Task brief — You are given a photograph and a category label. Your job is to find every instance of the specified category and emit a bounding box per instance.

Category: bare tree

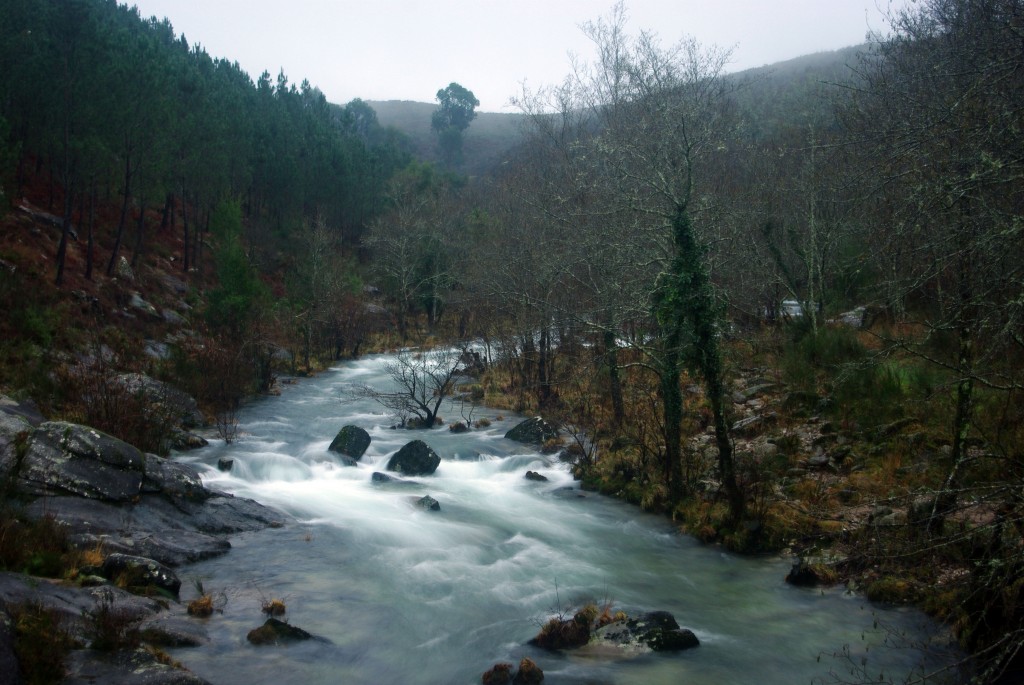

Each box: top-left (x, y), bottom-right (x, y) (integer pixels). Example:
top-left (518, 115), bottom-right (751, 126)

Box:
top-left (347, 347), bottom-right (464, 428)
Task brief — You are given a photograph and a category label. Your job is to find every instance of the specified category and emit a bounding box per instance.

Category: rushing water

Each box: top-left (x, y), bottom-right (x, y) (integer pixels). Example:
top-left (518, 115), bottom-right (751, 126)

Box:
top-left (171, 353), bottom-right (955, 685)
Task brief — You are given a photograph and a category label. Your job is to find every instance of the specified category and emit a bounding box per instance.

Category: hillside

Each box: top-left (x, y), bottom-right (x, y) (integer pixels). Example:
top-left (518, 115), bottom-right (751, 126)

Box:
top-left (367, 46), bottom-right (865, 174)
top-left (368, 100), bottom-right (526, 176)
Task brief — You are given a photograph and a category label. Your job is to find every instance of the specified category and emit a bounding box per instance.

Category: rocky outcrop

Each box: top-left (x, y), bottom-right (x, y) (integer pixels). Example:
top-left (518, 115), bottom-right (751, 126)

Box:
top-left (114, 374), bottom-right (205, 429)
top-left (5, 416), bottom-right (283, 568)
top-left (100, 554), bottom-right (181, 596)
top-left (328, 425), bottom-right (371, 460)
top-left (504, 417), bottom-right (559, 445)
top-left (387, 440), bottom-right (441, 476)
top-left (17, 421), bottom-right (148, 502)
top-left (0, 572), bottom-right (211, 683)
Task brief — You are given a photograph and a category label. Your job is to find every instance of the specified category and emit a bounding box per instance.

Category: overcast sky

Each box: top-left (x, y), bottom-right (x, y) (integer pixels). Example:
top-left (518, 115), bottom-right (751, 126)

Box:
top-left (127, 1), bottom-right (905, 112)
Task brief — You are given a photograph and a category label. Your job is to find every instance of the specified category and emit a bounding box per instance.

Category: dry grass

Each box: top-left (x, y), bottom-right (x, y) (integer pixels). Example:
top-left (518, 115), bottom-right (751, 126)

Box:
top-left (261, 598), bottom-right (286, 617)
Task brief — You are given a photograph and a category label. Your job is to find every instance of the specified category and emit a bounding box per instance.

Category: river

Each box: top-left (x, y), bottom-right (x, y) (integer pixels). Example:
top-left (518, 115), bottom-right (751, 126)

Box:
top-left (170, 352), bottom-right (956, 685)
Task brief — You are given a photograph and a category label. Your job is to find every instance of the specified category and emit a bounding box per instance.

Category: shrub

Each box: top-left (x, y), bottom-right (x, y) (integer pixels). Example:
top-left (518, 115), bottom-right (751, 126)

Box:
top-left (88, 589), bottom-right (140, 651)
top-left (0, 508), bottom-right (70, 577)
top-left (11, 602), bottom-right (76, 684)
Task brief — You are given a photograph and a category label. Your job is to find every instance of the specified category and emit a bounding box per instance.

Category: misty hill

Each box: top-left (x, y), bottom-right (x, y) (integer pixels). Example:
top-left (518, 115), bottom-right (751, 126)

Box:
top-left (367, 45), bottom-right (867, 175)
top-left (368, 100), bottom-right (527, 176)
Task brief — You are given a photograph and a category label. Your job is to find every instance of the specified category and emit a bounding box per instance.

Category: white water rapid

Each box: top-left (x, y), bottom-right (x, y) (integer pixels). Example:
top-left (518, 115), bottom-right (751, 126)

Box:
top-left (170, 353), bottom-right (956, 685)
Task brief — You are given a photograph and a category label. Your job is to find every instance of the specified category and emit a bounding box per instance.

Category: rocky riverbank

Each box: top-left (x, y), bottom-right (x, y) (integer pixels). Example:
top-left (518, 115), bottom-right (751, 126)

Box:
top-left (0, 395), bottom-right (286, 684)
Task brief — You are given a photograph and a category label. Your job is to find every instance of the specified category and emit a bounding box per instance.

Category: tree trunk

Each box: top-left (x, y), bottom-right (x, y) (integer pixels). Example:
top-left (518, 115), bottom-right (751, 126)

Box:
top-left (603, 329), bottom-right (625, 426)
top-left (106, 153), bottom-right (133, 276)
top-left (130, 179), bottom-right (146, 268)
top-left (181, 188), bottom-right (190, 273)
top-left (54, 182), bottom-right (75, 286)
top-left (85, 183), bottom-right (95, 281)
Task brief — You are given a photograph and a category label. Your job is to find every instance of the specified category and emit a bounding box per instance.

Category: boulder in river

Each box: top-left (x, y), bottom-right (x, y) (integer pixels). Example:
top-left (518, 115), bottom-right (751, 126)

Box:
top-left (416, 495), bottom-right (441, 511)
top-left (328, 425), bottom-right (371, 460)
top-left (531, 606), bottom-right (698, 656)
top-left (524, 471), bottom-right (549, 482)
top-left (246, 617), bottom-right (315, 645)
top-left (590, 611), bottom-right (699, 653)
top-left (387, 440), bottom-right (441, 476)
top-left (504, 417), bottom-right (559, 445)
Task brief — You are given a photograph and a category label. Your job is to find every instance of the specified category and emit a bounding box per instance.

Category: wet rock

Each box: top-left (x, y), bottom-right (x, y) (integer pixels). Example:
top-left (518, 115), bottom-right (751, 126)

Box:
top-left (524, 471), bottom-right (549, 482)
top-left (786, 558), bottom-right (827, 587)
top-left (416, 495), bottom-right (441, 511)
top-left (0, 394), bottom-right (45, 426)
top-left (170, 429), bottom-right (208, 451)
top-left (138, 612), bottom-right (209, 647)
top-left (328, 425), bottom-right (371, 460)
top-left (482, 662), bottom-right (513, 684)
top-left (102, 554), bottom-right (181, 596)
top-left (142, 455), bottom-right (208, 503)
top-left (0, 610), bottom-right (23, 685)
top-left (217, 458), bottom-right (234, 472)
top-left (504, 417), bottom-right (559, 445)
top-left (387, 440), bottom-right (441, 476)
top-left (590, 611), bottom-right (699, 654)
top-left (18, 422), bottom-right (146, 502)
top-left (513, 657), bottom-right (544, 683)
top-left (246, 617), bottom-right (315, 645)
top-left (64, 646), bottom-right (211, 684)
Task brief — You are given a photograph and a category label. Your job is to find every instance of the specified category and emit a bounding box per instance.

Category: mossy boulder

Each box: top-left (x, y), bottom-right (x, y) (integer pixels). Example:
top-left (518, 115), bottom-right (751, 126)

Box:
top-left (387, 440), bottom-right (441, 476)
top-left (328, 425), bottom-right (371, 460)
top-left (504, 417), bottom-right (559, 445)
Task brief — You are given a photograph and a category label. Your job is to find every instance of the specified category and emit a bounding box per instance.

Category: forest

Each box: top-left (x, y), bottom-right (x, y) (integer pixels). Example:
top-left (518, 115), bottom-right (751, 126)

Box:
top-left (0, 0), bottom-right (1022, 683)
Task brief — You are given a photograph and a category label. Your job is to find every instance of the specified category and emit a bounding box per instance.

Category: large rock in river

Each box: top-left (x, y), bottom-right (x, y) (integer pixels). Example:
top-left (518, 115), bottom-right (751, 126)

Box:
top-left (328, 425), bottom-right (371, 460)
top-left (504, 416), bottom-right (559, 445)
top-left (387, 440), bottom-right (441, 476)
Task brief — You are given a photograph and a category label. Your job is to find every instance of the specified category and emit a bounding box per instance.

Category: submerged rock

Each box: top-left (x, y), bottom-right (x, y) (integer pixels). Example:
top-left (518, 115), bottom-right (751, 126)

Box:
top-left (524, 471), bottom-right (549, 482)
